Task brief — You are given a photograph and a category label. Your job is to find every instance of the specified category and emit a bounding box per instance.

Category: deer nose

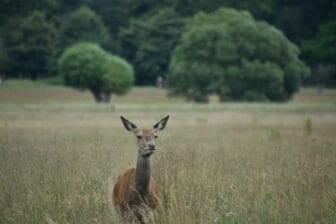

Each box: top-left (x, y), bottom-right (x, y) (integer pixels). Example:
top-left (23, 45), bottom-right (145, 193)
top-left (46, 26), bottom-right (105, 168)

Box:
top-left (148, 144), bottom-right (155, 150)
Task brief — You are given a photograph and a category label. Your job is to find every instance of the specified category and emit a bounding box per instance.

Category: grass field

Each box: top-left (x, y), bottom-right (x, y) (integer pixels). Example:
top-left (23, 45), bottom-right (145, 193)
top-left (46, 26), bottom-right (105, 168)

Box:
top-left (0, 82), bottom-right (336, 223)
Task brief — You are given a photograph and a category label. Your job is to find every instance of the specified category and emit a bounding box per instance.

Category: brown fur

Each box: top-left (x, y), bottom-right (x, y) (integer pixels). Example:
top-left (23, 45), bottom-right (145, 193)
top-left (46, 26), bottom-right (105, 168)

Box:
top-left (112, 168), bottom-right (158, 210)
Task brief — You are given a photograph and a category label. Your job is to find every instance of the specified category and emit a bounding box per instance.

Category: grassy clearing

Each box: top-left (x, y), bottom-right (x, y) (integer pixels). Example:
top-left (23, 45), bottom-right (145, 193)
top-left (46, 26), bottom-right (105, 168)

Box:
top-left (0, 78), bottom-right (63, 89)
top-left (0, 85), bottom-right (336, 223)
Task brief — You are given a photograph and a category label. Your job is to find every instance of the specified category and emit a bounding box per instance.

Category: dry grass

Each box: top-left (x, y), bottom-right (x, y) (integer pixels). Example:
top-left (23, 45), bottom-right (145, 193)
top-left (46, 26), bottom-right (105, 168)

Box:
top-left (0, 81), bottom-right (178, 104)
top-left (0, 86), bottom-right (336, 223)
top-left (293, 88), bottom-right (336, 103)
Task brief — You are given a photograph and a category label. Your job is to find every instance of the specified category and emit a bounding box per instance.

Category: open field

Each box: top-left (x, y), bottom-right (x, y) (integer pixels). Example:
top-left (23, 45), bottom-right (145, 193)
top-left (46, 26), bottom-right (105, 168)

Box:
top-left (0, 84), bottom-right (336, 223)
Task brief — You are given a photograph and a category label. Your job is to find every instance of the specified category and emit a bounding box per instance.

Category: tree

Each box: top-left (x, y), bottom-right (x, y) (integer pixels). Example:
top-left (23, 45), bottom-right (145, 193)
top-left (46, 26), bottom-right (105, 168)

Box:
top-left (120, 7), bottom-right (184, 85)
top-left (0, 0), bottom-right (58, 26)
top-left (301, 20), bottom-right (336, 85)
top-left (54, 0), bottom-right (87, 15)
top-left (58, 43), bottom-right (134, 102)
top-left (88, 0), bottom-right (131, 52)
top-left (302, 20), bottom-right (336, 67)
top-left (270, 1), bottom-right (336, 44)
top-left (3, 11), bottom-right (56, 79)
top-left (59, 6), bottom-right (110, 51)
top-left (0, 38), bottom-right (7, 75)
top-left (167, 8), bottom-right (310, 102)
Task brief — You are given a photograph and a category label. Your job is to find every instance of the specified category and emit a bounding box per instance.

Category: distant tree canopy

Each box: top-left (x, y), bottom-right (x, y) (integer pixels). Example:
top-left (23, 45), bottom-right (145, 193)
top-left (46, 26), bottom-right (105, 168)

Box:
top-left (0, 0), bottom-right (334, 85)
top-left (2, 11), bottom-right (56, 79)
top-left (167, 8), bottom-right (310, 102)
top-left (88, 0), bottom-right (131, 51)
top-left (59, 6), bottom-right (110, 51)
top-left (301, 20), bottom-right (336, 85)
top-left (58, 43), bottom-right (134, 102)
top-left (120, 7), bottom-right (184, 85)
top-left (302, 20), bottom-right (336, 67)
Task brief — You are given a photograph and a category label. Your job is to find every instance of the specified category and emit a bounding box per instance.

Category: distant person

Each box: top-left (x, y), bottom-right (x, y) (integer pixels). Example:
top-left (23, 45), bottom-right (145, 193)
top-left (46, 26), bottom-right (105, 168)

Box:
top-left (156, 75), bottom-right (163, 88)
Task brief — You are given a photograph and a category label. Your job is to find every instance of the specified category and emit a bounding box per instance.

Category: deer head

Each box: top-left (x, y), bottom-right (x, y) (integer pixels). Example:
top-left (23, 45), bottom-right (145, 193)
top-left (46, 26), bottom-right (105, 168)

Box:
top-left (120, 115), bottom-right (169, 156)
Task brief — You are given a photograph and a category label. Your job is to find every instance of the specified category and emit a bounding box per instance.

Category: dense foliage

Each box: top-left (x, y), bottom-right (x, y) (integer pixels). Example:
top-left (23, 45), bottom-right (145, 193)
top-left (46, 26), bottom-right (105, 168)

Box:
top-left (2, 11), bottom-right (56, 79)
top-left (120, 7), bottom-right (184, 85)
top-left (59, 6), bottom-right (110, 51)
top-left (168, 8), bottom-right (310, 102)
top-left (0, 0), bottom-right (335, 85)
top-left (58, 43), bottom-right (134, 102)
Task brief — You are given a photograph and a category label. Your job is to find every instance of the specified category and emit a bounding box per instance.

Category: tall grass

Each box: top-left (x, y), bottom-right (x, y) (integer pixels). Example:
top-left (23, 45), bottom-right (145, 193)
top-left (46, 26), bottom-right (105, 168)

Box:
top-left (0, 87), bottom-right (335, 223)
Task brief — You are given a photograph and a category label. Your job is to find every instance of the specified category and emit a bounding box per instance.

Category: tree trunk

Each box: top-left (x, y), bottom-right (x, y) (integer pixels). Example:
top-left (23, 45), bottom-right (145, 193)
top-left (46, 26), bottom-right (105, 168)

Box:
top-left (91, 89), bottom-right (111, 103)
top-left (101, 92), bottom-right (111, 102)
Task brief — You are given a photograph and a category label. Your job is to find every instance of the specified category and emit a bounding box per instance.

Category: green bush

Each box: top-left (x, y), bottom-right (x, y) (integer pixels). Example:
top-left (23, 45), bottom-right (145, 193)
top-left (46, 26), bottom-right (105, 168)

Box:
top-left (304, 117), bottom-right (312, 134)
top-left (58, 43), bottom-right (134, 102)
top-left (167, 8), bottom-right (310, 102)
top-left (102, 56), bottom-right (134, 95)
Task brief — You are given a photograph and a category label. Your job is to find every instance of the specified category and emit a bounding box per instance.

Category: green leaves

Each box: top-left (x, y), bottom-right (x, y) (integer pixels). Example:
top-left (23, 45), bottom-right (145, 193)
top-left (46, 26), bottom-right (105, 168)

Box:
top-left (3, 11), bottom-right (56, 79)
top-left (102, 56), bottom-right (134, 95)
top-left (58, 43), bottom-right (134, 102)
top-left (302, 20), bottom-right (336, 65)
top-left (120, 7), bottom-right (184, 85)
top-left (59, 7), bottom-right (110, 51)
top-left (167, 7), bottom-right (310, 102)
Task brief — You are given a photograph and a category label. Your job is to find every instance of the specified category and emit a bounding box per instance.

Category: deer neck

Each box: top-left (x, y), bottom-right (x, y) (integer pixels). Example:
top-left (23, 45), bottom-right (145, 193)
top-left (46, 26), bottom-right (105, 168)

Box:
top-left (135, 152), bottom-right (151, 194)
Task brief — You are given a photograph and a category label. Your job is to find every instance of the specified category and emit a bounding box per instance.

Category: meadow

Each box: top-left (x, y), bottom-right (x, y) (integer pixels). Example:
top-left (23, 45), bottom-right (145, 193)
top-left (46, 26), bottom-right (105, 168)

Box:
top-left (0, 82), bottom-right (336, 223)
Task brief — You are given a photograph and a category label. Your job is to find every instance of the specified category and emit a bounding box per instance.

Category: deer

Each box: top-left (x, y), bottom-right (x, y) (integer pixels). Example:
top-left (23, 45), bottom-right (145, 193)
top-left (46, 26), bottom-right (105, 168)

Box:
top-left (112, 115), bottom-right (169, 223)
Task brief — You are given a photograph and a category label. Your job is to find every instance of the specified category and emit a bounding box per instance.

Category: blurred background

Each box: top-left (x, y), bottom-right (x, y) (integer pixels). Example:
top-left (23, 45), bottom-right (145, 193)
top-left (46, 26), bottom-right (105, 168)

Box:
top-left (0, 0), bottom-right (335, 101)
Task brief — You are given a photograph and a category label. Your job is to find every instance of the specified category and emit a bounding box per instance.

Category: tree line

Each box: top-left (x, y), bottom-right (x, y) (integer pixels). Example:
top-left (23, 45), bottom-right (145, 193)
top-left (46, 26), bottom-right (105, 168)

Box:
top-left (0, 0), bottom-right (335, 102)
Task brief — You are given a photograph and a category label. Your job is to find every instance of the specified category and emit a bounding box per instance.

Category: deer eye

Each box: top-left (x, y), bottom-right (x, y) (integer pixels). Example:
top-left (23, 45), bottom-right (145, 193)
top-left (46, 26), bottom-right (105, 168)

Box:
top-left (154, 135), bottom-right (158, 139)
top-left (137, 136), bottom-right (142, 139)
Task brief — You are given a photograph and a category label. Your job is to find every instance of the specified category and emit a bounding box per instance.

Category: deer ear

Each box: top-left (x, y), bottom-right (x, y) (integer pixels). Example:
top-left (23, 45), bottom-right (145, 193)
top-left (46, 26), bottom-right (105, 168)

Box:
top-left (121, 116), bottom-right (138, 133)
top-left (153, 115), bottom-right (169, 131)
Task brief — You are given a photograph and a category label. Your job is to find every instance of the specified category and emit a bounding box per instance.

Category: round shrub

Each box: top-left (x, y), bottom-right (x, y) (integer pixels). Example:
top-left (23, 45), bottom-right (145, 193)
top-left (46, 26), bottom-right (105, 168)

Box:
top-left (102, 56), bottom-right (134, 95)
top-left (58, 43), bottom-right (134, 102)
top-left (167, 8), bottom-right (310, 102)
